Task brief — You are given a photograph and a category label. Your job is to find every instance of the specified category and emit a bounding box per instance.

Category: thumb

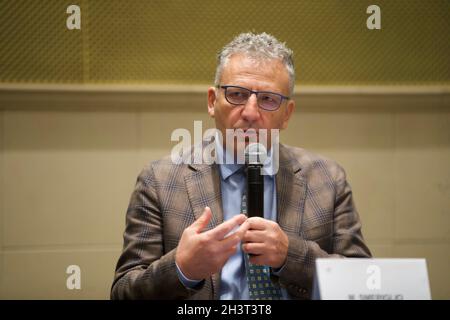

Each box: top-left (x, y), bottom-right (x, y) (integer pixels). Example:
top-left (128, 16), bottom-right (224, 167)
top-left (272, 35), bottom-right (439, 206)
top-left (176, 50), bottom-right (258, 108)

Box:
top-left (191, 207), bottom-right (212, 233)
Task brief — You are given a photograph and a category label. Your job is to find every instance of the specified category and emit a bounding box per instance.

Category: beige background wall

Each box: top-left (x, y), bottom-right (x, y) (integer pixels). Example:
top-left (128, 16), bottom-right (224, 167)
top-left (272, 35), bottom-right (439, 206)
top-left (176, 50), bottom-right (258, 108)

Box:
top-left (0, 87), bottom-right (448, 299)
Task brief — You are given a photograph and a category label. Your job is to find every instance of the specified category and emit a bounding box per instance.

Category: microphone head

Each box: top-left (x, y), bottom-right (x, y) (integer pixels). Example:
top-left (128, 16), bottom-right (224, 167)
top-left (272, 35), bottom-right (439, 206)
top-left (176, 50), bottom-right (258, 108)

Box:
top-left (244, 143), bottom-right (268, 165)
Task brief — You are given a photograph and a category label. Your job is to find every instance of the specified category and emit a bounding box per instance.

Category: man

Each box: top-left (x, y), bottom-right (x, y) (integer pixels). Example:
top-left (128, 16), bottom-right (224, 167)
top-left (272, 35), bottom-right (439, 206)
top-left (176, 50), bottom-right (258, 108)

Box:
top-left (111, 32), bottom-right (371, 300)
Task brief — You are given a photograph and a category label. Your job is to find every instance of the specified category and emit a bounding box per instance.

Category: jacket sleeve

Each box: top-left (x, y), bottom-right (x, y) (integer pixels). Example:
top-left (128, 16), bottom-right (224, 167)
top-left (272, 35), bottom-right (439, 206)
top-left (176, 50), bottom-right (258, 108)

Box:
top-left (277, 164), bottom-right (372, 299)
top-left (110, 164), bottom-right (204, 299)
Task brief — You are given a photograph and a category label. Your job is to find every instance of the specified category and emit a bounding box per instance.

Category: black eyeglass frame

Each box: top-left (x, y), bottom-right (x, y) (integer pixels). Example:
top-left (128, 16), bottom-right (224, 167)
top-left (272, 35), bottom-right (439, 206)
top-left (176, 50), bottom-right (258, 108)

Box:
top-left (216, 85), bottom-right (290, 111)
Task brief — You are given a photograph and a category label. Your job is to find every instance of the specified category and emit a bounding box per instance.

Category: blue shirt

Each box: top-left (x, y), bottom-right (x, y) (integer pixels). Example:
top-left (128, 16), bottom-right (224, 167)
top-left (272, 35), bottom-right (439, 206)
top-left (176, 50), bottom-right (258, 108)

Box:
top-left (176, 140), bottom-right (289, 299)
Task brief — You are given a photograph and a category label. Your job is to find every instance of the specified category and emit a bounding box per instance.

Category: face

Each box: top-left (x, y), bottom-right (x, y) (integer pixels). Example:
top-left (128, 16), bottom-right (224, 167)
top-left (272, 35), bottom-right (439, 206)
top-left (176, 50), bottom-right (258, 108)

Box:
top-left (207, 54), bottom-right (295, 156)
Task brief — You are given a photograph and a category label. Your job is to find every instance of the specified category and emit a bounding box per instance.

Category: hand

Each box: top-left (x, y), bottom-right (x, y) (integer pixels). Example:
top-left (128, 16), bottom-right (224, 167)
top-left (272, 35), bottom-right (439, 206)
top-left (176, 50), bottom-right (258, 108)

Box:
top-left (241, 217), bottom-right (289, 268)
top-left (176, 207), bottom-right (248, 280)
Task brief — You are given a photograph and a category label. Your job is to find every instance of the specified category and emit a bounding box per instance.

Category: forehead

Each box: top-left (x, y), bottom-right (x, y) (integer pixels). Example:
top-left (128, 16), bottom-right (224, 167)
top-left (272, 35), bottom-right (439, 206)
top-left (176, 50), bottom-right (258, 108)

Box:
top-left (220, 54), bottom-right (290, 92)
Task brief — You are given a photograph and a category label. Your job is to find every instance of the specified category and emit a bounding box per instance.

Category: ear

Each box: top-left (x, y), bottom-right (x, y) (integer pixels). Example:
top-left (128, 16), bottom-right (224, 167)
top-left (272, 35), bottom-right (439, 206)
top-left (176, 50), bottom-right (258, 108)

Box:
top-left (207, 87), bottom-right (217, 118)
top-left (281, 99), bottom-right (295, 130)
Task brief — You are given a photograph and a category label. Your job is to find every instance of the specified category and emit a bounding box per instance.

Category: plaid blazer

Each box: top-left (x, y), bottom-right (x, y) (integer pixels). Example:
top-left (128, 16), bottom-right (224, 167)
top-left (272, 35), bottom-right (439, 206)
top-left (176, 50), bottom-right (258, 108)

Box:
top-left (111, 143), bottom-right (371, 300)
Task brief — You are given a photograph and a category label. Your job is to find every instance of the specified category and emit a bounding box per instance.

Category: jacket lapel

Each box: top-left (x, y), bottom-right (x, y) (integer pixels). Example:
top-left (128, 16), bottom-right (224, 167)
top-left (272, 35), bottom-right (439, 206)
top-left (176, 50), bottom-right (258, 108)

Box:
top-left (276, 144), bottom-right (307, 237)
top-left (185, 163), bottom-right (224, 228)
top-left (185, 162), bottom-right (223, 299)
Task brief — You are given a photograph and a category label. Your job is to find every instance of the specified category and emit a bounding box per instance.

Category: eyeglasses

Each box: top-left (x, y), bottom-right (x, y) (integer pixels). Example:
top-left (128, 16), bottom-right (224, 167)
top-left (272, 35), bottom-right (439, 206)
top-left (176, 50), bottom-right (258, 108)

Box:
top-left (217, 85), bottom-right (290, 111)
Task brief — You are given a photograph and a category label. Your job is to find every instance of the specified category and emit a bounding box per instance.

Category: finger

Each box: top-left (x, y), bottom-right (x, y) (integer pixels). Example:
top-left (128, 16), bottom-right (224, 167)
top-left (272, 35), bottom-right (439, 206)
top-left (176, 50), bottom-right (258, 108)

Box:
top-left (219, 232), bottom-right (242, 249)
top-left (217, 221), bottom-right (250, 251)
top-left (191, 207), bottom-right (212, 233)
top-left (233, 220), bottom-right (251, 240)
top-left (246, 217), bottom-right (270, 230)
top-left (242, 242), bottom-right (266, 255)
top-left (242, 229), bottom-right (266, 243)
top-left (206, 214), bottom-right (247, 240)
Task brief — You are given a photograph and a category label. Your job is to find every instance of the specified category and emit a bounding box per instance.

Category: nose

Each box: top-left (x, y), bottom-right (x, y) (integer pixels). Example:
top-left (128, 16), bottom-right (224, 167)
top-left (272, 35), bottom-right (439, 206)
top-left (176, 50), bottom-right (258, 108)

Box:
top-left (241, 93), bottom-right (260, 123)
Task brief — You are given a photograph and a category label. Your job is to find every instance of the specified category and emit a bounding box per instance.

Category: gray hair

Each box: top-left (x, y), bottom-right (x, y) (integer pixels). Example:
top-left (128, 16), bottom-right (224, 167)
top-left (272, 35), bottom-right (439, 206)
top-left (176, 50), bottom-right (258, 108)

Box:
top-left (214, 32), bottom-right (295, 95)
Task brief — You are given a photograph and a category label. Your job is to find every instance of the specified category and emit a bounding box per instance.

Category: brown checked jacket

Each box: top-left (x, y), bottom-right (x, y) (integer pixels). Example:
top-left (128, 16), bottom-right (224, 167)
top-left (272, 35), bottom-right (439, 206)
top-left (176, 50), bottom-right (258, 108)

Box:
top-left (111, 143), bottom-right (371, 300)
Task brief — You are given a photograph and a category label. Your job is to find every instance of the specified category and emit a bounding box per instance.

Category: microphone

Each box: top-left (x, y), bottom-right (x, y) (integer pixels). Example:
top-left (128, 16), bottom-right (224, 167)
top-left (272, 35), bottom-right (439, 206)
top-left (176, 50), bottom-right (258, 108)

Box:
top-left (244, 143), bottom-right (267, 218)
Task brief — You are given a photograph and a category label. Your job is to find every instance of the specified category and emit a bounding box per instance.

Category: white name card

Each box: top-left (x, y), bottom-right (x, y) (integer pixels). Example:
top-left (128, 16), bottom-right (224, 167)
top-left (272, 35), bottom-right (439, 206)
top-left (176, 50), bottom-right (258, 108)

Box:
top-left (312, 258), bottom-right (431, 300)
